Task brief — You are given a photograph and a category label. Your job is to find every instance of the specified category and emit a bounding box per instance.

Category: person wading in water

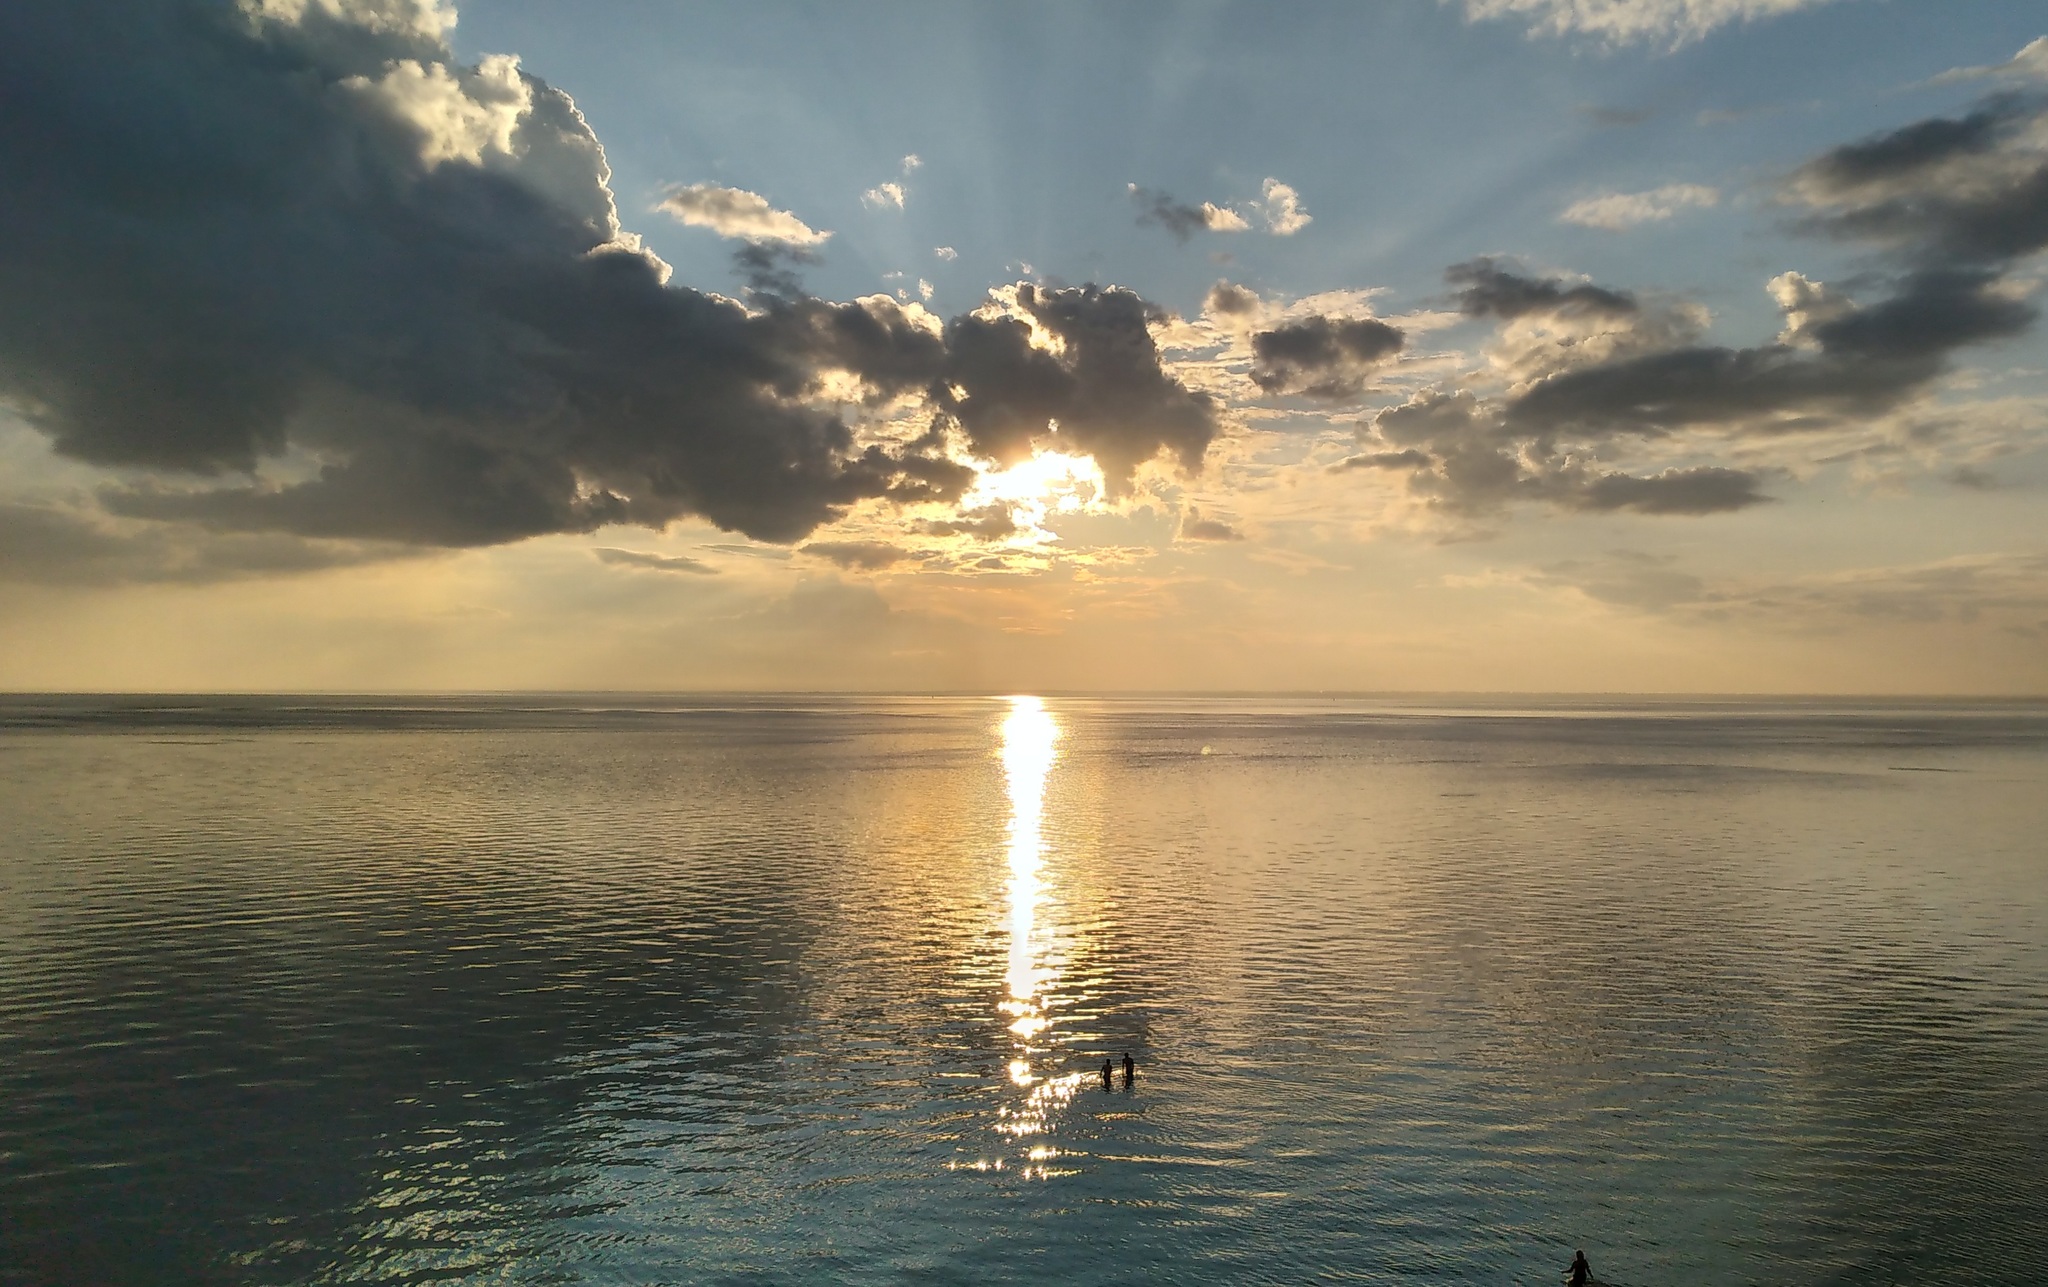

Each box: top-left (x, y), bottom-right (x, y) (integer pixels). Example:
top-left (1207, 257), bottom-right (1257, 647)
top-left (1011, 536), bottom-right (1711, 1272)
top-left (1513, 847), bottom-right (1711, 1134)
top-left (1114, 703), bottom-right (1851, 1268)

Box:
top-left (1121, 1052), bottom-right (1135, 1089)
top-left (1566, 1249), bottom-right (1592, 1286)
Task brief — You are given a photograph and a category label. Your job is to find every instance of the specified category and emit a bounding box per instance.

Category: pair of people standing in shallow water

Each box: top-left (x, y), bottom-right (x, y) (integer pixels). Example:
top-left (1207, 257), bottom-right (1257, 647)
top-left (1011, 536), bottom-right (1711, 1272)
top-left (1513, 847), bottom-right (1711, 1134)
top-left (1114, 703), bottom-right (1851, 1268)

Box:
top-left (1099, 1052), bottom-right (1134, 1090)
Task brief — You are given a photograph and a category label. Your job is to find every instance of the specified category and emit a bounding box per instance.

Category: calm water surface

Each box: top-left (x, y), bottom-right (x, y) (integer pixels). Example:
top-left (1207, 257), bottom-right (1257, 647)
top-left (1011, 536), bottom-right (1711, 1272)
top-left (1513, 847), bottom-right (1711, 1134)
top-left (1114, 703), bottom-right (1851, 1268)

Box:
top-left (1, 695), bottom-right (2045, 1285)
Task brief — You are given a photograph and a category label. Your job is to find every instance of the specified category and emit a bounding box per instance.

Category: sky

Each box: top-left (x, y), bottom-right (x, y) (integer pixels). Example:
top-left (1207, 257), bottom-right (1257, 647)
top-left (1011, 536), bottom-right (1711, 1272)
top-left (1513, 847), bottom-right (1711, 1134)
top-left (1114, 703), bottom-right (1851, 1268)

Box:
top-left (2, 0), bottom-right (2046, 693)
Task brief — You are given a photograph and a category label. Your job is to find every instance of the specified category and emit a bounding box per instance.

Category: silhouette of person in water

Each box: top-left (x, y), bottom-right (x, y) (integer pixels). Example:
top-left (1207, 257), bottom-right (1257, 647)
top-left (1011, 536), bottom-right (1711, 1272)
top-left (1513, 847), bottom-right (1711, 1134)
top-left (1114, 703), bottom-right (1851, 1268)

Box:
top-left (1121, 1052), bottom-right (1135, 1089)
top-left (1101, 1058), bottom-right (1113, 1090)
top-left (1566, 1249), bottom-right (1591, 1287)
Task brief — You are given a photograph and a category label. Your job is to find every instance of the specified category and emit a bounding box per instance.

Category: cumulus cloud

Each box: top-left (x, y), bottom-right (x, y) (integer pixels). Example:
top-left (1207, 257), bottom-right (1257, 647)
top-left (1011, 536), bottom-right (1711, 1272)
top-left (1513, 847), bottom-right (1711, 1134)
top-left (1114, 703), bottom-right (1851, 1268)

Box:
top-left (1129, 185), bottom-right (1249, 241)
top-left (936, 284), bottom-right (1219, 494)
top-left (1460, 0), bottom-right (1842, 48)
top-left (1349, 385), bottom-right (1775, 517)
top-left (0, 0), bottom-right (1222, 559)
top-left (1205, 281), bottom-right (1262, 317)
top-left (1349, 84), bottom-right (2048, 524)
top-left (935, 246), bottom-right (958, 261)
top-left (659, 182), bottom-right (832, 245)
top-left (1448, 259), bottom-right (1709, 382)
top-left (1179, 507), bottom-right (1245, 541)
top-left (1249, 315), bottom-right (1406, 399)
top-left (1252, 178), bottom-right (1312, 235)
top-left (1484, 87), bottom-right (2048, 443)
top-left (1501, 269), bottom-right (2032, 437)
top-left (1561, 183), bottom-right (1720, 230)
top-left (862, 181), bottom-right (906, 210)
top-left (1785, 92), bottom-right (2048, 267)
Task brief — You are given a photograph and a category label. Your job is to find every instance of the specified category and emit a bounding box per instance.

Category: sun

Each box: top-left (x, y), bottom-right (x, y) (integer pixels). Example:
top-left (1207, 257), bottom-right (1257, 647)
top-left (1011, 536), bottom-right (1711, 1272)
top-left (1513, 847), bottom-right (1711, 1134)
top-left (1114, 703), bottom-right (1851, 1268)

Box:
top-left (960, 450), bottom-right (1108, 544)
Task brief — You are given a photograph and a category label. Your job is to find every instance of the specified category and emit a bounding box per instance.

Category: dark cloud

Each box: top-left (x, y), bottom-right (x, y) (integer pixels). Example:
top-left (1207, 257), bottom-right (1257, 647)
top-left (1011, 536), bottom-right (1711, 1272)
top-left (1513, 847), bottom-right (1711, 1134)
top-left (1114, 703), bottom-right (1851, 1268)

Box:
top-left (732, 242), bottom-right (817, 299)
top-left (0, 1), bottom-right (1213, 564)
top-left (1249, 315), bottom-right (1406, 399)
top-left (937, 284), bottom-right (1218, 494)
top-left (1947, 465), bottom-right (1999, 490)
top-left (1805, 102), bottom-right (2012, 189)
top-left (1791, 93), bottom-right (2048, 266)
top-left (1179, 509), bottom-right (1245, 541)
top-left (1205, 281), bottom-right (1260, 316)
top-left (915, 506), bottom-right (1017, 540)
top-left (1332, 448), bottom-right (1433, 472)
top-left (1128, 185), bottom-right (1245, 242)
top-left (800, 540), bottom-right (915, 570)
top-left (0, 502), bottom-right (418, 586)
top-left (1352, 390), bottom-right (1769, 517)
top-left (1446, 259), bottom-right (1639, 320)
top-left (1567, 466), bottom-right (1771, 515)
top-left (592, 547), bottom-right (716, 575)
top-left (1504, 269), bottom-right (2034, 438)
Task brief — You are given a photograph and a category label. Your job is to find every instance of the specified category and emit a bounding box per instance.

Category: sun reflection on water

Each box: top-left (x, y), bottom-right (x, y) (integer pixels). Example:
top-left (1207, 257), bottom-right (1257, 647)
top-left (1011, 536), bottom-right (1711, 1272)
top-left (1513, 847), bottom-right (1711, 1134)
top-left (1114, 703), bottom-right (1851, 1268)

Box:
top-left (953, 695), bottom-right (1089, 1180)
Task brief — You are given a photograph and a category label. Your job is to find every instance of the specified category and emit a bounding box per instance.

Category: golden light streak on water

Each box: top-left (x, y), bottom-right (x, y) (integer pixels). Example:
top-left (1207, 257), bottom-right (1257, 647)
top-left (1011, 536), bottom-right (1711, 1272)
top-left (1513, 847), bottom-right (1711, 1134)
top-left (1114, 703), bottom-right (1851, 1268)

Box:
top-left (982, 695), bottom-right (1088, 1178)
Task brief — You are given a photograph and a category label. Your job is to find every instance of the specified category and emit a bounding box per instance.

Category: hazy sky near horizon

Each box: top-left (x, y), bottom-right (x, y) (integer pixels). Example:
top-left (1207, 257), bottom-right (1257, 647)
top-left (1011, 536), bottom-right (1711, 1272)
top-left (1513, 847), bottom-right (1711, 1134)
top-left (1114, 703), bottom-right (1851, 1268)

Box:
top-left (3, 0), bottom-right (2047, 692)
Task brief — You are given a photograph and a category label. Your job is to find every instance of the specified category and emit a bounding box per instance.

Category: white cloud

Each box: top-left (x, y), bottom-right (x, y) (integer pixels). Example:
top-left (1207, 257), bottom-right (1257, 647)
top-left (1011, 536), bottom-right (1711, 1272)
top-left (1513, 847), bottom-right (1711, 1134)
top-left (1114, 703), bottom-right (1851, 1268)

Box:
top-left (862, 181), bottom-right (906, 210)
top-left (656, 183), bottom-right (831, 245)
top-left (240, 0), bottom-right (456, 43)
top-left (934, 245), bottom-right (958, 261)
top-left (901, 154), bottom-right (922, 172)
top-left (1460, 0), bottom-right (1841, 48)
top-left (1560, 183), bottom-right (1720, 230)
top-left (1203, 202), bottom-right (1251, 232)
top-left (342, 54), bottom-right (531, 168)
top-left (1930, 36), bottom-right (2048, 85)
top-left (919, 278), bottom-right (934, 301)
top-left (1254, 178), bottom-right (1311, 235)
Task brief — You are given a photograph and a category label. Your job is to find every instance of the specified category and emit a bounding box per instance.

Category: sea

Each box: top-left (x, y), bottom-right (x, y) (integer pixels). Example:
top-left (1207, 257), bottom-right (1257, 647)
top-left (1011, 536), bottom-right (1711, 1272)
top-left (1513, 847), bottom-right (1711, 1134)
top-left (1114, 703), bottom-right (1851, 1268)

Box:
top-left (1, 694), bottom-right (2044, 1285)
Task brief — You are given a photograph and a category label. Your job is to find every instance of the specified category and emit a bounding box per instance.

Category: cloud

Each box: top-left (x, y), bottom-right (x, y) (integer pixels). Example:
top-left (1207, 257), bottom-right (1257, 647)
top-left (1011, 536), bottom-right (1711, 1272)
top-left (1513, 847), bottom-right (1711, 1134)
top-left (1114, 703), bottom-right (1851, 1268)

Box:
top-left (1129, 184), bottom-right (1249, 241)
top-left (862, 181), bottom-right (905, 210)
top-left (1179, 507), bottom-right (1245, 541)
top-left (1502, 269), bottom-right (2033, 438)
top-left (659, 182), bottom-right (831, 245)
top-left (937, 284), bottom-right (1219, 494)
top-left (592, 547), bottom-right (717, 575)
top-left (1929, 37), bottom-right (2048, 86)
top-left (934, 246), bottom-right (958, 261)
top-left (1205, 281), bottom-right (1262, 317)
top-left (1351, 380), bottom-right (1774, 519)
top-left (1561, 183), bottom-right (1720, 230)
top-left (915, 505), bottom-right (1017, 540)
top-left (900, 154), bottom-right (922, 172)
top-left (0, 1), bottom-right (1222, 560)
top-left (1448, 259), bottom-right (1640, 320)
top-left (801, 540), bottom-right (915, 569)
top-left (1355, 88), bottom-right (2048, 523)
top-left (1252, 178), bottom-right (1311, 235)
top-left (1786, 93), bottom-right (2048, 266)
top-left (0, 501), bottom-right (419, 586)
top-left (1459, 0), bottom-right (1842, 48)
top-left (1567, 466), bottom-right (1771, 514)
top-left (1249, 315), bottom-right (1406, 399)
